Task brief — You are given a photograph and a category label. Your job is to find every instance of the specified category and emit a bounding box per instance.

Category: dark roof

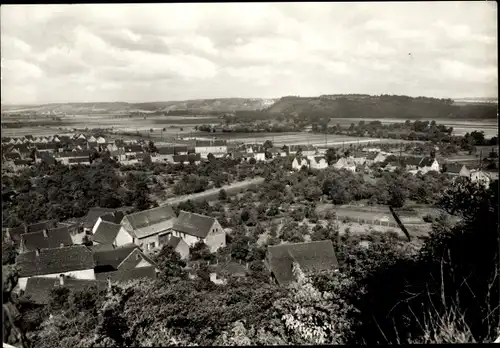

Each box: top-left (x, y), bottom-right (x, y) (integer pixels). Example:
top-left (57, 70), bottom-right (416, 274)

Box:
top-left (4, 153), bottom-right (21, 160)
top-left (14, 159), bottom-right (32, 166)
top-left (175, 145), bottom-right (188, 152)
top-left (5, 226), bottom-right (26, 243)
top-left (100, 211), bottom-right (125, 225)
top-left (16, 245), bottom-right (95, 277)
top-left (213, 140), bottom-right (227, 146)
top-left (366, 152), bottom-right (378, 160)
top-left (68, 158), bottom-right (90, 164)
top-left (125, 145), bottom-right (143, 153)
top-left (403, 157), bottom-right (422, 166)
top-left (92, 243), bottom-right (138, 270)
top-left (122, 205), bottom-right (176, 230)
top-left (35, 143), bottom-right (57, 150)
top-left (444, 163), bottom-right (464, 174)
top-left (95, 266), bottom-right (157, 282)
top-left (26, 220), bottom-right (57, 233)
top-left (172, 211), bottom-right (216, 238)
top-left (23, 277), bottom-right (107, 304)
top-left (195, 140), bottom-right (212, 147)
top-left (173, 154), bottom-right (201, 163)
top-left (158, 147), bottom-right (175, 155)
top-left (166, 235), bottom-right (181, 249)
top-left (92, 222), bottom-right (122, 245)
top-left (267, 240), bottom-right (339, 286)
top-left (83, 207), bottom-right (119, 229)
top-left (21, 227), bottom-right (73, 252)
top-left (419, 157), bottom-right (436, 167)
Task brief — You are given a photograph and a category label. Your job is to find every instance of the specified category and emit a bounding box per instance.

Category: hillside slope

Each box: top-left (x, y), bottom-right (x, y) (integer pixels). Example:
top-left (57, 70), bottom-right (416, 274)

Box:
top-left (266, 95), bottom-right (498, 120)
top-left (1, 98), bottom-right (277, 114)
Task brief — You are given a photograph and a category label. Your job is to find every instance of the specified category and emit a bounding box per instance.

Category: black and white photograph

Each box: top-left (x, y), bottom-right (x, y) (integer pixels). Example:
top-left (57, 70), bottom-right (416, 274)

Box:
top-left (1, 2), bottom-right (499, 347)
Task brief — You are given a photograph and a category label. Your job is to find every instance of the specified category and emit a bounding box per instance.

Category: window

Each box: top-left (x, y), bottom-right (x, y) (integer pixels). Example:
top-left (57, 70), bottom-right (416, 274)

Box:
top-left (148, 242), bottom-right (155, 250)
top-left (136, 254), bottom-right (141, 260)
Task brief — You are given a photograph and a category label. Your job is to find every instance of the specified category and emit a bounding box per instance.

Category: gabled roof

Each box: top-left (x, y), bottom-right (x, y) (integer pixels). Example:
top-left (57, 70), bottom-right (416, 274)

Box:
top-left (100, 211), bottom-right (125, 225)
top-left (68, 158), bottom-right (90, 164)
top-left (16, 245), bottom-right (95, 277)
top-left (94, 266), bottom-right (157, 282)
top-left (158, 147), bottom-right (175, 155)
top-left (14, 159), bottom-right (32, 166)
top-left (83, 207), bottom-right (119, 229)
top-left (4, 152), bottom-right (21, 160)
top-left (172, 211), bottom-right (216, 239)
top-left (116, 248), bottom-right (157, 270)
top-left (195, 140), bottom-right (212, 147)
top-left (26, 220), bottom-right (57, 233)
top-left (403, 157), bottom-right (422, 166)
top-left (92, 243), bottom-right (139, 271)
top-left (92, 221), bottom-right (123, 245)
top-left (23, 277), bottom-right (107, 304)
top-left (166, 235), bottom-right (182, 249)
top-left (444, 163), bottom-right (464, 174)
top-left (122, 205), bottom-right (176, 231)
top-left (21, 226), bottom-right (73, 252)
top-left (419, 157), bottom-right (436, 167)
top-left (267, 240), bottom-right (339, 286)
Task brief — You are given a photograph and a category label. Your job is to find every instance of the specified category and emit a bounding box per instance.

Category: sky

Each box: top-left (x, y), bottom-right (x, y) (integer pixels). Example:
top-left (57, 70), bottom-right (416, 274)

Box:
top-left (1, 2), bottom-right (498, 105)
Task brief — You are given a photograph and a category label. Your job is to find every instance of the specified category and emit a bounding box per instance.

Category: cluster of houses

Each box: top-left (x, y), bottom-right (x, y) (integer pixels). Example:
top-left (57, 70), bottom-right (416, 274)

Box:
top-left (4, 198), bottom-right (343, 301)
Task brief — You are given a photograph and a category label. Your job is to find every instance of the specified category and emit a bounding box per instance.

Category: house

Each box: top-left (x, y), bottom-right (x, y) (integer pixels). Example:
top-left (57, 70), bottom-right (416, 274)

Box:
top-left (91, 221), bottom-right (131, 247)
top-left (94, 266), bottom-right (157, 283)
top-left (265, 240), bottom-right (339, 287)
top-left (16, 245), bottom-right (96, 291)
top-left (68, 157), bottom-right (90, 166)
top-left (373, 152), bottom-right (388, 163)
top-left (91, 211), bottom-right (125, 234)
top-left (208, 261), bottom-right (247, 285)
top-left (349, 151), bottom-right (369, 165)
top-left (22, 276), bottom-right (107, 305)
top-left (333, 157), bottom-right (356, 172)
top-left (267, 147), bottom-right (286, 158)
top-left (384, 161), bottom-right (400, 172)
top-left (443, 163), bottom-right (470, 178)
top-left (419, 157), bottom-right (440, 173)
top-left (3, 152), bottom-right (21, 162)
top-left (20, 226), bottom-right (73, 253)
top-left (470, 170), bottom-right (492, 188)
top-left (96, 137), bottom-right (107, 144)
top-left (165, 235), bottom-right (190, 260)
top-left (13, 159), bottom-right (32, 171)
top-left (91, 243), bottom-right (156, 273)
top-left (173, 154), bottom-right (201, 164)
top-left (307, 156), bottom-right (328, 170)
top-left (107, 143), bottom-right (119, 152)
top-left (88, 135), bottom-right (97, 143)
top-left (292, 157), bottom-right (309, 170)
top-left (195, 140), bottom-right (228, 159)
top-left (83, 207), bottom-right (126, 233)
top-left (403, 157), bottom-right (422, 171)
top-left (35, 143), bottom-right (57, 153)
top-left (120, 205), bottom-right (178, 251)
top-left (171, 211), bottom-right (226, 252)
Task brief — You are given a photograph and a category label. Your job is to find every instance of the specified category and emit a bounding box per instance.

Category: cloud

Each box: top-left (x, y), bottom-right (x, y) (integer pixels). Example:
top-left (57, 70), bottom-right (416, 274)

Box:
top-left (0, 2), bottom-right (497, 104)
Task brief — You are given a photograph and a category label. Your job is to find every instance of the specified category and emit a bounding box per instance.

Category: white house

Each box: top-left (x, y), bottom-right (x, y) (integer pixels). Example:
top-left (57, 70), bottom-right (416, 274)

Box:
top-left (307, 156), bottom-right (328, 170)
top-left (16, 245), bottom-right (96, 291)
top-left (292, 157), bottom-right (309, 170)
top-left (120, 205), bottom-right (178, 252)
top-left (88, 136), bottom-right (97, 143)
top-left (194, 140), bottom-right (228, 159)
top-left (96, 137), bottom-right (107, 144)
top-left (333, 157), bottom-right (356, 172)
top-left (418, 157), bottom-right (440, 174)
top-left (171, 211), bottom-right (226, 252)
top-left (470, 170), bottom-right (491, 188)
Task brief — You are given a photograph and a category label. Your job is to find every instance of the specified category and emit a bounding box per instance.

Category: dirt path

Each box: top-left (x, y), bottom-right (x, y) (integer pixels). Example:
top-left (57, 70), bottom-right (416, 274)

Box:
top-left (161, 177), bottom-right (265, 205)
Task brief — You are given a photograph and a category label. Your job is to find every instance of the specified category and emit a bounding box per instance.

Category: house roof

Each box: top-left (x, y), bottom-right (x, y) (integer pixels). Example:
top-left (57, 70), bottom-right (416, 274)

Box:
top-left (195, 140), bottom-right (212, 147)
top-left (94, 266), bottom-right (157, 282)
top-left (14, 159), bottom-right (32, 166)
top-left (158, 147), bottom-right (175, 155)
top-left (444, 163), bottom-right (465, 174)
top-left (100, 211), bottom-right (125, 225)
top-left (21, 226), bottom-right (73, 252)
top-left (68, 158), bottom-right (90, 164)
top-left (166, 235), bottom-right (182, 249)
top-left (122, 205), bottom-right (176, 231)
top-left (125, 145), bottom-right (143, 153)
top-left (92, 221), bottom-right (122, 245)
top-left (267, 240), bottom-right (339, 286)
top-left (23, 277), bottom-right (107, 304)
top-left (16, 245), bottom-right (95, 277)
top-left (419, 157), bottom-right (436, 167)
top-left (4, 152), bottom-right (21, 160)
top-left (172, 211), bottom-right (216, 239)
top-left (83, 207), bottom-right (119, 229)
top-left (26, 220), bottom-right (57, 233)
top-left (403, 157), bottom-right (422, 166)
top-left (116, 248), bottom-right (157, 270)
top-left (366, 152), bottom-right (378, 160)
top-left (92, 243), bottom-right (139, 270)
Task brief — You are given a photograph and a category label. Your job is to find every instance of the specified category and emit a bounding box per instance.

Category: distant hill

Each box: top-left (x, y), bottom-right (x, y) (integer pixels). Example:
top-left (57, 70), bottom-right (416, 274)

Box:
top-left (264, 94), bottom-right (498, 120)
top-left (1, 98), bottom-right (278, 115)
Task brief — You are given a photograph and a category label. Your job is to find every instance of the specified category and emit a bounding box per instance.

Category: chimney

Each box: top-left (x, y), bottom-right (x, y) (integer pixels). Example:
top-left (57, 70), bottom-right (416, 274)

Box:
top-left (42, 229), bottom-right (48, 238)
top-left (35, 248), bottom-right (40, 256)
top-left (59, 274), bottom-right (64, 286)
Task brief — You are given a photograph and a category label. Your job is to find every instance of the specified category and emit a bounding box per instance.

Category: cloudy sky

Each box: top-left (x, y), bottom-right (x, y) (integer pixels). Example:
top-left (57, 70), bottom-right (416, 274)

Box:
top-left (1, 2), bottom-right (497, 105)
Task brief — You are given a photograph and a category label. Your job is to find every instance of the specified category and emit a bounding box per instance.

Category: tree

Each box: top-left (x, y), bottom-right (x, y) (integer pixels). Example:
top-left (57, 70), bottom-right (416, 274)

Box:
top-left (147, 141), bottom-right (158, 153)
top-left (263, 140), bottom-right (273, 149)
top-left (207, 153), bottom-right (215, 162)
top-left (190, 241), bottom-right (215, 262)
top-left (218, 189), bottom-right (228, 201)
top-left (325, 148), bottom-right (337, 165)
top-left (153, 245), bottom-right (187, 282)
